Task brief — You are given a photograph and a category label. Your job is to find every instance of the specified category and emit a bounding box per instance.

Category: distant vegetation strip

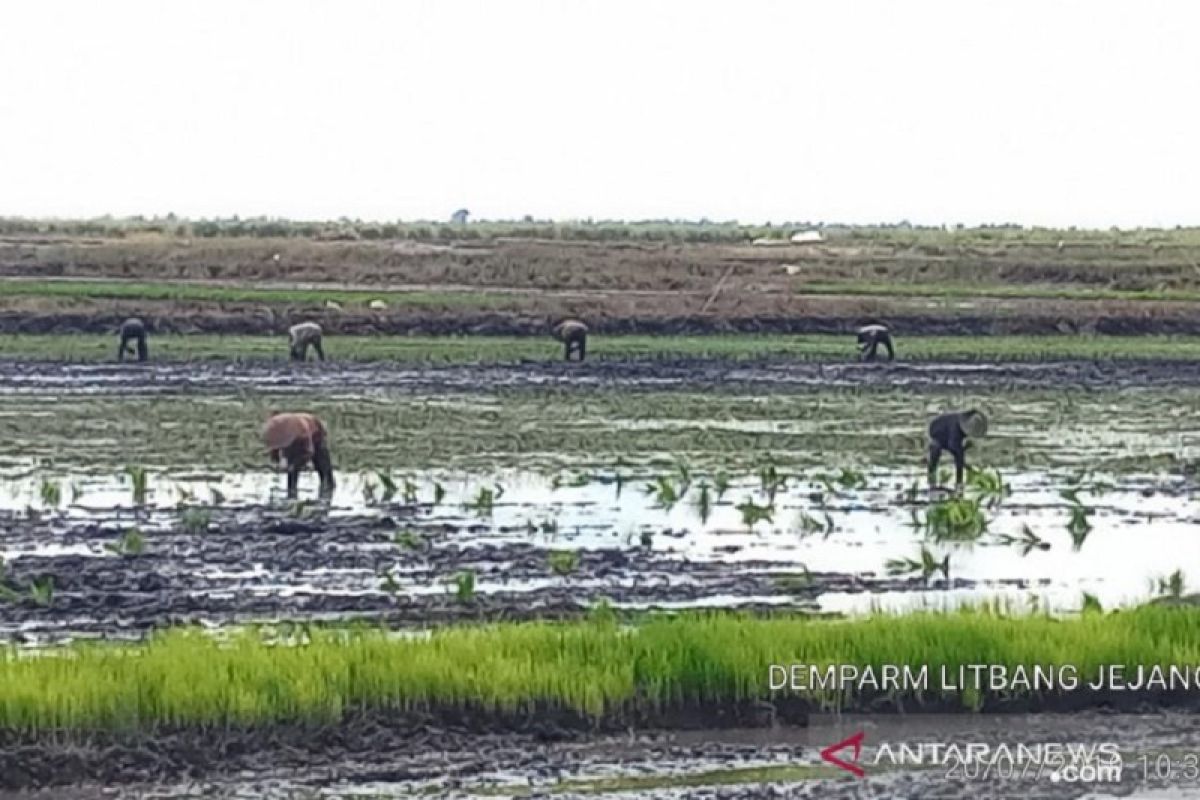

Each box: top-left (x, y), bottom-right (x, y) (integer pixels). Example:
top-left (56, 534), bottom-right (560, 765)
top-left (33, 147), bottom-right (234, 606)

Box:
top-left (4, 215), bottom-right (1200, 246)
top-left (4, 333), bottom-right (1200, 363)
top-left (1, 608), bottom-right (1195, 732)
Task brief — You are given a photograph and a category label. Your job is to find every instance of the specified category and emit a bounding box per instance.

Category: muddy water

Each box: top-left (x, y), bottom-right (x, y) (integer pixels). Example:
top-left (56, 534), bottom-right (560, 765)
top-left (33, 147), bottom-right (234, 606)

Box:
top-left (1, 463), bottom-right (1195, 624)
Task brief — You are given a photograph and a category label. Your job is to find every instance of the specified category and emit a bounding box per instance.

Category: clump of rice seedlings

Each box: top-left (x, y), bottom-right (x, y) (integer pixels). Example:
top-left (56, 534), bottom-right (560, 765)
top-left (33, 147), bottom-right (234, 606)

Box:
top-left (674, 461), bottom-right (693, 496)
top-left (1153, 569), bottom-right (1187, 600)
top-left (105, 528), bottom-right (146, 557)
top-left (757, 458), bottom-right (787, 504)
top-left (451, 570), bottom-right (476, 603)
top-left (125, 465), bottom-right (149, 506)
top-left (180, 507), bottom-right (212, 535)
top-left (639, 530), bottom-right (654, 548)
top-left (539, 517), bottom-right (559, 536)
top-left (548, 550), bottom-right (580, 577)
top-left (922, 496), bottom-right (988, 542)
top-left (1081, 592), bottom-right (1104, 614)
top-left (736, 497), bottom-right (773, 529)
top-left (965, 467), bottom-right (1010, 509)
top-left (402, 478), bottom-right (420, 505)
top-left (991, 524), bottom-right (1049, 556)
top-left (39, 479), bottom-right (62, 509)
top-left (886, 546), bottom-right (950, 585)
top-left (713, 470), bottom-right (731, 500)
top-left (466, 486), bottom-right (497, 516)
top-left (1066, 502), bottom-right (1093, 550)
top-left (645, 475), bottom-right (683, 510)
top-left (375, 472), bottom-right (398, 502)
top-left (28, 576), bottom-right (54, 607)
top-left (378, 569), bottom-right (402, 595)
top-left (394, 530), bottom-right (422, 550)
top-left (692, 482), bottom-right (713, 524)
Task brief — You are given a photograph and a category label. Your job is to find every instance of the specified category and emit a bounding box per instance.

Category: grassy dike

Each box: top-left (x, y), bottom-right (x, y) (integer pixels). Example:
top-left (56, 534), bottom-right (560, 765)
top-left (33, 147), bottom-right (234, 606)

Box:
top-left (2, 608), bottom-right (1197, 733)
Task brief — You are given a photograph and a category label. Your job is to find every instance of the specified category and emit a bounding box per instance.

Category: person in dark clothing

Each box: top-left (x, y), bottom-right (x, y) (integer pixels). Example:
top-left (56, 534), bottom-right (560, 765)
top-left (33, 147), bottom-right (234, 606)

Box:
top-left (117, 317), bottom-right (148, 362)
top-left (554, 319), bottom-right (588, 361)
top-left (856, 323), bottom-right (894, 362)
top-left (927, 409), bottom-right (988, 490)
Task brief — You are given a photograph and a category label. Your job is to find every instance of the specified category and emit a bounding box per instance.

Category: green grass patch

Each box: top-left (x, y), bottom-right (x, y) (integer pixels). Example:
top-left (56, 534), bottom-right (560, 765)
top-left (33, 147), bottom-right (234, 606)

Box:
top-left (1, 608), bottom-right (1197, 732)
top-left (6, 333), bottom-right (1200, 363)
top-left (1, 279), bottom-right (499, 308)
top-left (797, 281), bottom-right (1200, 303)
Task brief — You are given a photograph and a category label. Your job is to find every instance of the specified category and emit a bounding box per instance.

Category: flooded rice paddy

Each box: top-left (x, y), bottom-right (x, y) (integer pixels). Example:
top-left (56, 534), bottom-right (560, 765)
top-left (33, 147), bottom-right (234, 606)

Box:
top-left (2, 355), bottom-right (1199, 798)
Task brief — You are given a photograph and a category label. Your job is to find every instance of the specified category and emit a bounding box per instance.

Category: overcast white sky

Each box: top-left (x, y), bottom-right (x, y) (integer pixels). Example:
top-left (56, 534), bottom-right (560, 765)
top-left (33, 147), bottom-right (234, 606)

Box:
top-left (1, 0), bottom-right (1198, 227)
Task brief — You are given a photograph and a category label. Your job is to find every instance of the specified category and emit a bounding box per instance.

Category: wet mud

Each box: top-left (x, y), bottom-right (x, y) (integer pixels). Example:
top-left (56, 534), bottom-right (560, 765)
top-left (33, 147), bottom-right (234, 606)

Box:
top-left (0, 505), bottom-right (979, 644)
top-left (3, 356), bottom-right (1200, 398)
top-left (2, 710), bottom-right (1199, 798)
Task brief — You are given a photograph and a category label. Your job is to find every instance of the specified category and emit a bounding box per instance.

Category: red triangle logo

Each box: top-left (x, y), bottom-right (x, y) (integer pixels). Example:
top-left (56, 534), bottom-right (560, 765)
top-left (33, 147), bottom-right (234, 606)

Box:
top-left (820, 730), bottom-right (866, 777)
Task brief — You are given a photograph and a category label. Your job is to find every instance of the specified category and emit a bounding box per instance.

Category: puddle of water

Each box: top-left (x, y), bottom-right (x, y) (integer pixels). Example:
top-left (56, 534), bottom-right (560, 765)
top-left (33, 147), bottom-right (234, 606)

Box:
top-left (0, 464), bottom-right (1196, 614)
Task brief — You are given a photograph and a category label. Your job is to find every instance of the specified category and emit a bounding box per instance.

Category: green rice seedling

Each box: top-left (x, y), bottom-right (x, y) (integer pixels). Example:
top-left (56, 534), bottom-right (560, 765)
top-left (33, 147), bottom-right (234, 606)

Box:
top-left (180, 507), bottom-right (212, 535)
top-left (1081, 592), bottom-right (1104, 614)
top-left (1066, 505), bottom-right (1092, 550)
top-left (923, 497), bottom-right (988, 542)
top-left (965, 467), bottom-right (1010, 509)
top-left (736, 497), bottom-right (774, 529)
top-left (674, 461), bottom-right (693, 496)
top-left (794, 511), bottom-right (825, 537)
top-left (378, 569), bottom-right (402, 595)
top-left (639, 530), bottom-right (654, 548)
top-left (361, 480), bottom-right (378, 505)
top-left (692, 482), bottom-right (713, 524)
top-left (39, 479), bottom-right (61, 509)
top-left (713, 471), bottom-right (731, 500)
top-left (540, 517), bottom-right (559, 536)
top-left (375, 472), bottom-right (398, 501)
top-left (645, 475), bottom-right (682, 510)
top-left (432, 482), bottom-right (446, 506)
top-left (587, 597), bottom-right (617, 625)
top-left (568, 472), bottom-right (591, 488)
top-left (757, 458), bottom-right (786, 504)
top-left (124, 465), bottom-right (149, 506)
top-left (886, 546), bottom-right (950, 585)
top-left (466, 486), bottom-right (496, 516)
top-left (69, 483), bottom-right (82, 504)
top-left (402, 478), bottom-right (420, 505)
top-left (991, 524), bottom-right (1049, 556)
top-left (834, 467), bottom-right (867, 491)
top-left (105, 528), bottom-right (146, 557)
top-left (394, 530), bottom-right (422, 550)
top-left (175, 486), bottom-right (195, 504)
top-left (1154, 569), bottom-right (1187, 600)
top-left (451, 570), bottom-right (476, 603)
top-left (548, 550), bottom-right (580, 577)
top-left (208, 487), bottom-right (226, 506)
top-left (28, 576), bottom-right (54, 607)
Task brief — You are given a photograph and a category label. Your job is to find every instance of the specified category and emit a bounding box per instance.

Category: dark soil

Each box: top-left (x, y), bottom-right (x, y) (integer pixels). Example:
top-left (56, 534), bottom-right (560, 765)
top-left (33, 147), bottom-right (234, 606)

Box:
top-left (3, 357), bottom-right (1200, 399)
